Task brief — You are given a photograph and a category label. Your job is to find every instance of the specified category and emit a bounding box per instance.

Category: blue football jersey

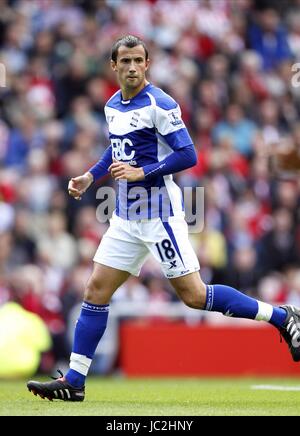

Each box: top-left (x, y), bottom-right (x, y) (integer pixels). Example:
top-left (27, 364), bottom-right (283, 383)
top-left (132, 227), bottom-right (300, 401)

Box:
top-left (105, 83), bottom-right (194, 220)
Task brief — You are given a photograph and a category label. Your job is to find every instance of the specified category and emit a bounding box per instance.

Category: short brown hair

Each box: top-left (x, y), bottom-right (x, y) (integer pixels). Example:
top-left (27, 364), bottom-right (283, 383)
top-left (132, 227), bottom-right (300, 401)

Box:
top-left (111, 35), bottom-right (149, 62)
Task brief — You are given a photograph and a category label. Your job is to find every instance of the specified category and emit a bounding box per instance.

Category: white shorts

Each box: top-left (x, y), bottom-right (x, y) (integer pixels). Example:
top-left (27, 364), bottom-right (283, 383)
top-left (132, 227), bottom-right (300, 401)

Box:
top-left (93, 213), bottom-right (200, 279)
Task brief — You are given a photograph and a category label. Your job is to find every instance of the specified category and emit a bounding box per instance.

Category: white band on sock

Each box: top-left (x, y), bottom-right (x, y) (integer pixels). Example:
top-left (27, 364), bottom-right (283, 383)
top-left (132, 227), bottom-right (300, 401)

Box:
top-left (255, 301), bottom-right (273, 322)
top-left (70, 352), bottom-right (92, 376)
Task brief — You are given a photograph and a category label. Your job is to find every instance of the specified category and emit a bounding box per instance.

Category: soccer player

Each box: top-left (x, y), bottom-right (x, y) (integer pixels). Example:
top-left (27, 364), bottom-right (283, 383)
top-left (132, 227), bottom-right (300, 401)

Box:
top-left (27, 35), bottom-right (300, 402)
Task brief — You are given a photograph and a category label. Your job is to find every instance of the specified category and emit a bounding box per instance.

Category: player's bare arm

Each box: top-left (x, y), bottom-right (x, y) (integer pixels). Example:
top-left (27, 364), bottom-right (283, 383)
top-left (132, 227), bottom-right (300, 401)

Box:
top-left (109, 159), bottom-right (145, 182)
top-left (68, 172), bottom-right (94, 200)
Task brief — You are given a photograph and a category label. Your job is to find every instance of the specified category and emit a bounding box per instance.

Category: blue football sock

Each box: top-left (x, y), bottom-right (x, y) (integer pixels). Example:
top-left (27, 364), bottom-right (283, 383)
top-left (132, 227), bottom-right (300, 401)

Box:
top-left (65, 302), bottom-right (109, 388)
top-left (205, 284), bottom-right (287, 327)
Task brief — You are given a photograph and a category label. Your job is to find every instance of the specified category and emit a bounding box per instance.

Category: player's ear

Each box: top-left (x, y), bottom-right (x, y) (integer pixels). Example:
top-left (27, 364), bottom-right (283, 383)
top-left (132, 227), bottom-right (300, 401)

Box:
top-left (111, 60), bottom-right (117, 72)
top-left (145, 58), bottom-right (150, 71)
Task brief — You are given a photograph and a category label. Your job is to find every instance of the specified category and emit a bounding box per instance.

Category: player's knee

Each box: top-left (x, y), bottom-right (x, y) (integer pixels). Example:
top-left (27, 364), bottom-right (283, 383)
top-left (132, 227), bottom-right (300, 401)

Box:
top-left (181, 290), bottom-right (204, 309)
top-left (84, 279), bottom-right (99, 301)
top-left (84, 277), bottom-right (109, 304)
top-left (179, 282), bottom-right (206, 309)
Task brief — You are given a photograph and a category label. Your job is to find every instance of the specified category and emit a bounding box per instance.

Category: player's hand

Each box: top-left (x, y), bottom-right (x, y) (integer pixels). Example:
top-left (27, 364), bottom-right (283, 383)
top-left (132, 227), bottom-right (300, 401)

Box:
top-left (108, 159), bottom-right (145, 182)
top-left (68, 173), bottom-right (93, 200)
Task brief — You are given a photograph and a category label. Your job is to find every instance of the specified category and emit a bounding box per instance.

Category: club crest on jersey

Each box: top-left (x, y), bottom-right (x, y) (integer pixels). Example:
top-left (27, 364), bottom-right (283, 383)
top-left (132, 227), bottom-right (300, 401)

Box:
top-left (168, 110), bottom-right (183, 126)
top-left (130, 111), bottom-right (140, 128)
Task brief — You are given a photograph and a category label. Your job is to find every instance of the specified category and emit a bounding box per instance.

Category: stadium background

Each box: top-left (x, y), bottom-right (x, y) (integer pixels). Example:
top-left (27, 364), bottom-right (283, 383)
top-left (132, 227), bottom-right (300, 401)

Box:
top-left (0, 0), bottom-right (300, 378)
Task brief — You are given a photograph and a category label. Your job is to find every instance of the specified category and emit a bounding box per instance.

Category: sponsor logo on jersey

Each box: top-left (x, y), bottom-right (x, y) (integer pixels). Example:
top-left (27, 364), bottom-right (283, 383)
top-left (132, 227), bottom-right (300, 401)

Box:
top-left (168, 260), bottom-right (177, 269)
top-left (111, 138), bottom-right (135, 161)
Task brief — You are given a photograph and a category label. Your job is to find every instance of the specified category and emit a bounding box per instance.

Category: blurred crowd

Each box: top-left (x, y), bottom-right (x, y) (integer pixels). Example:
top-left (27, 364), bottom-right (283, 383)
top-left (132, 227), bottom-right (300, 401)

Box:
top-left (1, 0), bottom-right (300, 369)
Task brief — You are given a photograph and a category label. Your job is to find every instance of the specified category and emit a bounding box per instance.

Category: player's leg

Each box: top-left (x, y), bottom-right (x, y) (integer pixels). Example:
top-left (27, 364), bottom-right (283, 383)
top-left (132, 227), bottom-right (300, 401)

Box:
top-left (27, 215), bottom-right (149, 400)
top-left (64, 218), bottom-right (148, 389)
top-left (27, 263), bottom-right (129, 401)
top-left (147, 216), bottom-right (300, 361)
top-left (169, 271), bottom-right (205, 309)
top-left (64, 262), bottom-right (130, 389)
top-left (84, 262), bottom-right (130, 305)
top-left (170, 270), bottom-right (285, 325)
top-left (170, 271), bottom-right (300, 361)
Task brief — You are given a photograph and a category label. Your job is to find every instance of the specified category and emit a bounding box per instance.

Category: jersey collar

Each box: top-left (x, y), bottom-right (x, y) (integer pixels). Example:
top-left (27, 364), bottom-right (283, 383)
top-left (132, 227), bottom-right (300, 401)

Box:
top-left (120, 83), bottom-right (152, 105)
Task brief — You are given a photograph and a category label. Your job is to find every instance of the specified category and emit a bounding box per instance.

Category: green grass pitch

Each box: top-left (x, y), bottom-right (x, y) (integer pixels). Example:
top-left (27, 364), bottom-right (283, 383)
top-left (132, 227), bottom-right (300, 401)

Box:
top-left (1, 377), bottom-right (300, 416)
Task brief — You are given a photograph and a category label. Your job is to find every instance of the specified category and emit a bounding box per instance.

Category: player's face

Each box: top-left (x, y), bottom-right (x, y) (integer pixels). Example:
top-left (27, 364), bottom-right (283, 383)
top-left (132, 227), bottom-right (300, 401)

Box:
top-left (111, 45), bottom-right (149, 92)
